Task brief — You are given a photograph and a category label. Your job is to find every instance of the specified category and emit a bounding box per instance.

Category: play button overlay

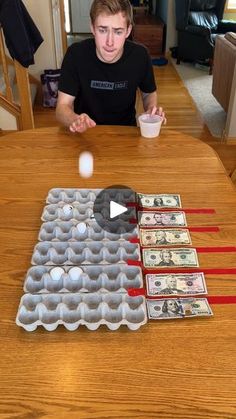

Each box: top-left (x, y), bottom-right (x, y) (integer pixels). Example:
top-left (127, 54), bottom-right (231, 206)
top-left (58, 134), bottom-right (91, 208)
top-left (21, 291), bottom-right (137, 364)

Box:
top-left (110, 201), bottom-right (127, 218)
top-left (93, 185), bottom-right (136, 235)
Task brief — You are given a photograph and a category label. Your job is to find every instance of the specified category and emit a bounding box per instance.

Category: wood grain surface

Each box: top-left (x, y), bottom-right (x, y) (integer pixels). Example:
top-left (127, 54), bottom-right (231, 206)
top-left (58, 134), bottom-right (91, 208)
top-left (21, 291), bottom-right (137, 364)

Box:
top-left (0, 126), bottom-right (236, 419)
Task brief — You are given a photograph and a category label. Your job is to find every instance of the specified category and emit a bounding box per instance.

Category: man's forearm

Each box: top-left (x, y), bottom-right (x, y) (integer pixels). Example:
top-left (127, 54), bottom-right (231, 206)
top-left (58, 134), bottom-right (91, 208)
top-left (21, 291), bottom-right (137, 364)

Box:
top-left (142, 91), bottom-right (158, 112)
top-left (56, 104), bottom-right (79, 128)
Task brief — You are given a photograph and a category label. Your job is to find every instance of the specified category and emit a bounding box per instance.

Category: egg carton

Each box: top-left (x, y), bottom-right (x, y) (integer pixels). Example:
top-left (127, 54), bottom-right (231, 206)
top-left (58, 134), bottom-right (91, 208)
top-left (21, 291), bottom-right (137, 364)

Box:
top-left (46, 188), bottom-right (136, 205)
top-left (41, 203), bottom-right (136, 222)
top-left (23, 265), bottom-right (143, 294)
top-left (38, 220), bottom-right (138, 242)
top-left (16, 292), bottom-right (147, 331)
top-left (31, 241), bottom-right (141, 265)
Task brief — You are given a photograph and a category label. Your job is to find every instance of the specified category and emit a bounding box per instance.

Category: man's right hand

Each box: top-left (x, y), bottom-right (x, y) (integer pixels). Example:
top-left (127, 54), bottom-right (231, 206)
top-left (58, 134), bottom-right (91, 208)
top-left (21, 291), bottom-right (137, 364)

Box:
top-left (69, 113), bottom-right (96, 133)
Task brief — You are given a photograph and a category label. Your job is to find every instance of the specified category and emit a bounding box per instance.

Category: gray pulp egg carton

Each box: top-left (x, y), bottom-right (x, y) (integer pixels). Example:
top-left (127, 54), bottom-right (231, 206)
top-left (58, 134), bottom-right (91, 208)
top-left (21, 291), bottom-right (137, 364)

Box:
top-left (46, 188), bottom-right (136, 205)
top-left (41, 203), bottom-right (136, 222)
top-left (31, 241), bottom-right (141, 266)
top-left (38, 220), bottom-right (138, 242)
top-left (16, 292), bottom-right (147, 331)
top-left (23, 265), bottom-right (143, 294)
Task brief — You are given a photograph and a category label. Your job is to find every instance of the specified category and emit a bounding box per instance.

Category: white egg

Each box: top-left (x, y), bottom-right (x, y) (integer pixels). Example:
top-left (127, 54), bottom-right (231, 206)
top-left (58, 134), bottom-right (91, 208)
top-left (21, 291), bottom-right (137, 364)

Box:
top-left (50, 267), bottom-right (64, 281)
top-left (63, 204), bottom-right (73, 216)
top-left (78, 151), bottom-right (93, 178)
top-left (68, 266), bottom-right (83, 281)
top-left (77, 222), bottom-right (87, 234)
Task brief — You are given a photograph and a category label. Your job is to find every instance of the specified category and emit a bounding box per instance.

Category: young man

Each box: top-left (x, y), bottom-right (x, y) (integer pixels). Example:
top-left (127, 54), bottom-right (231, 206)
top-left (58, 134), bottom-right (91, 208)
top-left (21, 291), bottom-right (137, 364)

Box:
top-left (56, 0), bottom-right (165, 133)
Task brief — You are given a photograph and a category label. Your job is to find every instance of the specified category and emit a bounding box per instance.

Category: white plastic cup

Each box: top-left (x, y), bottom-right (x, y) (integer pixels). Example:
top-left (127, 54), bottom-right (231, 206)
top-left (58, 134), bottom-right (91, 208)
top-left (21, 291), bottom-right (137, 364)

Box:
top-left (138, 114), bottom-right (163, 138)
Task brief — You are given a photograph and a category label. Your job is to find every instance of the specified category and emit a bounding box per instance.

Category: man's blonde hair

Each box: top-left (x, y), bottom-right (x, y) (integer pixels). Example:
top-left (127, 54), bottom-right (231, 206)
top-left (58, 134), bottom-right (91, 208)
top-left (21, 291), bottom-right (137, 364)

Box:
top-left (90, 0), bottom-right (133, 27)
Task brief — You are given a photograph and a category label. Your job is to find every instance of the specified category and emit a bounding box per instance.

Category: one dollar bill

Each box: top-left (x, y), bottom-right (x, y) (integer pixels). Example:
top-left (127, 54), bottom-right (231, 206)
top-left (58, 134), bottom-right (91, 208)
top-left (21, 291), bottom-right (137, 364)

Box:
top-left (143, 248), bottom-right (199, 268)
top-left (146, 298), bottom-right (213, 319)
top-left (140, 228), bottom-right (191, 247)
top-left (146, 272), bottom-right (207, 296)
top-left (138, 211), bottom-right (187, 227)
top-left (138, 193), bottom-right (181, 209)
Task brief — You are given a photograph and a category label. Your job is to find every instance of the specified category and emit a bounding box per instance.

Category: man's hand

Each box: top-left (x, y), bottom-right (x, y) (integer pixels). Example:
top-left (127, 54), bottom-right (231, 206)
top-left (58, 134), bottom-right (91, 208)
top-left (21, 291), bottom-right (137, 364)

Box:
top-left (69, 113), bottom-right (96, 133)
top-left (146, 106), bottom-right (167, 125)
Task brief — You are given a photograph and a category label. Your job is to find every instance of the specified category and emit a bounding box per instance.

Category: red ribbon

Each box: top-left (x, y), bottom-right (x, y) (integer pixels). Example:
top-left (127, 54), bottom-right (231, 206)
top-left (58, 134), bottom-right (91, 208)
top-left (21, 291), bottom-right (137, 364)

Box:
top-left (139, 226), bottom-right (220, 232)
top-left (128, 288), bottom-right (236, 304)
top-left (138, 208), bottom-right (215, 214)
top-left (142, 267), bottom-right (236, 275)
top-left (196, 246), bottom-right (236, 253)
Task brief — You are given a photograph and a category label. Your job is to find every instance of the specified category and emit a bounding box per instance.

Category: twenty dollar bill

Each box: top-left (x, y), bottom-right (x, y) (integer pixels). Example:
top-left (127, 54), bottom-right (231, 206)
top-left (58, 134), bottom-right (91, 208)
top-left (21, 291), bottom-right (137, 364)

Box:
top-left (143, 248), bottom-right (199, 268)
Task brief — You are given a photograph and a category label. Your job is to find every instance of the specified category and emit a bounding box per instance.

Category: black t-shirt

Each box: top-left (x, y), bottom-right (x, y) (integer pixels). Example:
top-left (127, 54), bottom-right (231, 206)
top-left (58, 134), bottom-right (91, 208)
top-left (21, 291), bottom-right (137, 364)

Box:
top-left (58, 38), bottom-right (156, 126)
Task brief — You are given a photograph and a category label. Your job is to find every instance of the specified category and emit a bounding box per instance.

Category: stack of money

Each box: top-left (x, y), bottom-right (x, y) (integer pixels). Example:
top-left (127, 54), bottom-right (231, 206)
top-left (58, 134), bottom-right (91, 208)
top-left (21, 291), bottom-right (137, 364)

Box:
top-left (136, 193), bottom-right (213, 320)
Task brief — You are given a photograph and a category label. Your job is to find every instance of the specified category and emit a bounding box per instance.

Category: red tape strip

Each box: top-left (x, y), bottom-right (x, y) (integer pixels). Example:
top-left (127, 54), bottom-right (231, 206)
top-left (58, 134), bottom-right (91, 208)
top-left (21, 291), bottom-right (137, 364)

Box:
top-left (139, 245), bottom-right (236, 252)
top-left (126, 259), bottom-right (142, 267)
top-left (142, 268), bottom-right (236, 275)
top-left (139, 208), bottom-right (216, 214)
top-left (140, 226), bottom-right (220, 232)
top-left (128, 289), bottom-right (236, 304)
top-left (129, 218), bottom-right (138, 224)
top-left (196, 246), bottom-right (236, 253)
top-left (207, 296), bottom-right (236, 304)
top-left (127, 202), bottom-right (138, 208)
top-left (188, 227), bottom-right (219, 232)
top-left (129, 238), bottom-right (140, 244)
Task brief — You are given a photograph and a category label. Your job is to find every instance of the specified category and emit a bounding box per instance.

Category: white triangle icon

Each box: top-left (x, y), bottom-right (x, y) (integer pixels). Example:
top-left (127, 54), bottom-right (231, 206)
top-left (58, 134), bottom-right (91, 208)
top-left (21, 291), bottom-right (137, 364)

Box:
top-left (110, 201), bottom-right (128, 219)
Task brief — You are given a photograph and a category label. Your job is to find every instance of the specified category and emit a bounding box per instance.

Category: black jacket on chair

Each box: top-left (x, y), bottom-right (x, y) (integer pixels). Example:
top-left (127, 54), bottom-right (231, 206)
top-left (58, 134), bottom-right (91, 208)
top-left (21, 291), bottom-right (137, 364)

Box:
top-left (175, 0), bottom-right (236, 64)
top-left (0, 0), bottom-right (43, 67)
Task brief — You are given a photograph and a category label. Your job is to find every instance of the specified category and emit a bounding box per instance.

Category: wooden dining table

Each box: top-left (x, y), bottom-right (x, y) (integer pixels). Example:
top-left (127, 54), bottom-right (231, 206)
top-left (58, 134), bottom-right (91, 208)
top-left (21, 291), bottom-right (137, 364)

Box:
top-left (0, 125), bottom-right (236, 419)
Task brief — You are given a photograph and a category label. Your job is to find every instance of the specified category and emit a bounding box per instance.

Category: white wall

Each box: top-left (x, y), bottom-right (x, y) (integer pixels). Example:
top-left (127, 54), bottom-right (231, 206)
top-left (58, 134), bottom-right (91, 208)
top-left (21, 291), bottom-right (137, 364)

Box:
top-left (155, 0), bottom-right (177, 52)
top-left (0, 108), bottom-right (17, 130)
top-left (225, 67), bottom-right (236, 139)
top-left (166, 0), bottom-right (177, 51)
top-left (23, 0), bottom-right (57, 79)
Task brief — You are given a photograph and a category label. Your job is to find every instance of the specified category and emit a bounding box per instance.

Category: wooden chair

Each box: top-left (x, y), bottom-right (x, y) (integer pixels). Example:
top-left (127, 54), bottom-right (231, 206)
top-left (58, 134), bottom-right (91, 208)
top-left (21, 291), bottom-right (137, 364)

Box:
top-left (0, 25), bottom-right (34, 130)
top-left (231, 168), bottom-right (236, 184)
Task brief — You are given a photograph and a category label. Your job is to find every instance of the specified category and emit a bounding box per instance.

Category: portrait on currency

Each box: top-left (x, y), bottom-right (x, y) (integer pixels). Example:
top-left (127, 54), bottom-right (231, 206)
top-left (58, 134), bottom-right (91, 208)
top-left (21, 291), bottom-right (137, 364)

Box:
top-left (146, 298), bottom-right (213, 320)
top-left (146, 273), bottom-right (207, 296)
top-left (158, 250), bottom-right (175, 266)
top-left (143, 248), bottom-right (199, 268)
top-left (140, 228), bottom-right (191, 247)
top-left (138, 211), bottom-right (187, 227)
top-left (137, 194), bottom-right (181, 209)
top-left (148, 299), bottom-right (184, 319)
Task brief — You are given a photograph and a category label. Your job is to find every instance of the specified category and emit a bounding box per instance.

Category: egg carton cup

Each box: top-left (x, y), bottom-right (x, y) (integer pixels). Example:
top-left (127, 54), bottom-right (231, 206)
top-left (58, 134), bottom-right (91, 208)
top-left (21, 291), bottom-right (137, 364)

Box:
top-left (38, 220), bottom-right (138, 242)
top-left (16, 292), bottom-right (147, 331)
top-left (46, 188), bottom-right (136, 205)
top-left (41, 203), bottom-right (136, 222)
top-left (24, 265), bottom-right (143, 294)
top-left (31, 241), bottom-right (141, 266)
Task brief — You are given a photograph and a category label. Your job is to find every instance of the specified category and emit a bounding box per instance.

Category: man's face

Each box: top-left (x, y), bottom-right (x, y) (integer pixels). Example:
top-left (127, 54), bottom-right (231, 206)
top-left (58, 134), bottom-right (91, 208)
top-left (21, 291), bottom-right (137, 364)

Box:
top-left (167, 300), bottom-right (177, 312)
top-left (91, 12), bottom-right (132, 64)
top-left (167, 278), bottom-right (177, 288)
top-left (162, 252), bottom-right (171, 263)
top-left (156, 231), bottom-right (165, 241)
top-left (154, 214), bottom-right (162, 223)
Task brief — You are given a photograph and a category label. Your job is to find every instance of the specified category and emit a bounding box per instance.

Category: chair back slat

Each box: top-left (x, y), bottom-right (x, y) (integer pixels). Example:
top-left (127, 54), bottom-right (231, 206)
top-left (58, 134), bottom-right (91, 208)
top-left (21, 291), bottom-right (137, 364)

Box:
top-left (0, 25), bottom-right (34, 130)
top-left (0, 27), bottom-right (13, 102)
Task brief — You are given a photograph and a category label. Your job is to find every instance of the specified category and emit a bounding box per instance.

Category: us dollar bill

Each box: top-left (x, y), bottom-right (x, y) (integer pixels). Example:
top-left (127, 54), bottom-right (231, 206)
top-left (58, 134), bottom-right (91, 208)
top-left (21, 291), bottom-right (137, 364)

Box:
top-left (146, 272), bottom-right (207, 296)
top-left (143, 248), bottom-right (199, 268)
top-left (138, 211), bottom-right (187, 227)
top-left (140, 228), bottom-right (191, 247)
top-left (146, 298), bottom-right (213, 319)
top-left (138, 193), bottom-right (181, 209)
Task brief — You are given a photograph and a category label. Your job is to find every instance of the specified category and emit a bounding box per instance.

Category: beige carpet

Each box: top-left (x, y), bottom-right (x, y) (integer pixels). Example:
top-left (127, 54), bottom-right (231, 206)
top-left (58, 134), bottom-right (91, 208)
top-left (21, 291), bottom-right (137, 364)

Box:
top-left (171, 59), bottom-right (226, 138)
